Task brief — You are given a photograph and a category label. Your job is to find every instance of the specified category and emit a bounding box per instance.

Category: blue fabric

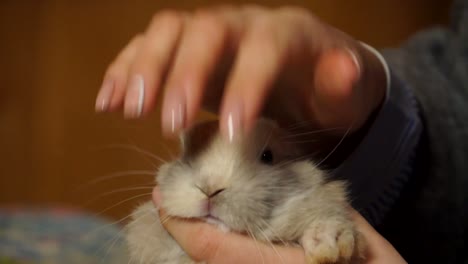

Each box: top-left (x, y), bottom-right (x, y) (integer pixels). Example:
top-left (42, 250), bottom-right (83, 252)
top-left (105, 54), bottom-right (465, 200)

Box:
top-left (0, 208), bottom-right (128, 264)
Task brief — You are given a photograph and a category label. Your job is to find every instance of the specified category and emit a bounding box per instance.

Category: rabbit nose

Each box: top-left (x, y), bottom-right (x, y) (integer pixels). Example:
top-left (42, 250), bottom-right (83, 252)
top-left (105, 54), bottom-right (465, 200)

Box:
top-left (208, 188), bottom-right (225, 198)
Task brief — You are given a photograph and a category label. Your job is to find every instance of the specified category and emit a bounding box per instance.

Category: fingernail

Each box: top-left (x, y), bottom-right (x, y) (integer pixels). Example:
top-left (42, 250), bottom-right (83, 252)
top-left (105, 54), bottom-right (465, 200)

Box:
top-left (171, 103), bottom-right (184, 133)
top-left (224, 105), bottom-right (243, 143)
top-left (345, 48), bottom-right (361, 79)
top-left (125, 74), bottom-right (145, 118)
top-left (162, 92), bottom-right (185, 136)
top-left (95, 78), bottom-right (114, 112)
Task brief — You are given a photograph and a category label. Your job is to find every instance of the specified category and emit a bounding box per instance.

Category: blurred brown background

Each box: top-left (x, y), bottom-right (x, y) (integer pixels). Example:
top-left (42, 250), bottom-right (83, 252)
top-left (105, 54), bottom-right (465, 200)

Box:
top-left (0, 0), bottom-right (451, 221)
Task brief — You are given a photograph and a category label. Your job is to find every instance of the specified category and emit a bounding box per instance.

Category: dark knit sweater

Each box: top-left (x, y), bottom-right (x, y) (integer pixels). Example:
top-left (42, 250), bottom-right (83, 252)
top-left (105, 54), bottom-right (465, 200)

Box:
top-left (334, 1), bottom-right (467, 263)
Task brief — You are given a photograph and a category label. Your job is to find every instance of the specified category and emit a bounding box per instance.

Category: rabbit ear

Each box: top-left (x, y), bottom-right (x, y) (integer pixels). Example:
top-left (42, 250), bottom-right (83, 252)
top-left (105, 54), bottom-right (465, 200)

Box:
top-left (179, 120), bottom-right (219, 158)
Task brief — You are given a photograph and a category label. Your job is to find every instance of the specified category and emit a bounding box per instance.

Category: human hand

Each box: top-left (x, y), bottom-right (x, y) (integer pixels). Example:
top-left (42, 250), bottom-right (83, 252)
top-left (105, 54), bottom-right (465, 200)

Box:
top-left (96, 5), bottom-right (387, 141)
top-left (152, 187), bottom-right (407, 264)
top-left (348, 209), bottom-right (408, 264)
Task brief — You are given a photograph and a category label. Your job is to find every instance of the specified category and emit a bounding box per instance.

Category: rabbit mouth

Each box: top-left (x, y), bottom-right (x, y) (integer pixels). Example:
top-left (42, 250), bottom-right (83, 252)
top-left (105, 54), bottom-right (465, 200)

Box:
top-left (203, 214), bottom-right (222, 223)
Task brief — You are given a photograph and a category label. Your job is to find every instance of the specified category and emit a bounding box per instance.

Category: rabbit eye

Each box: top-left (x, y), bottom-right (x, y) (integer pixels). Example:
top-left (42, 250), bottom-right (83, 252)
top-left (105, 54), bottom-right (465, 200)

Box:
top-left (260, 149), bottom-right (274, 165)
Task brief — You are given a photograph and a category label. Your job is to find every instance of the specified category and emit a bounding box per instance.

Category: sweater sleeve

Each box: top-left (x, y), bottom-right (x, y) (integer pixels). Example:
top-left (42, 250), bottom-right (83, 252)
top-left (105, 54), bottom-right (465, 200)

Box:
top-left (333, 55), bottom-right (423, 227)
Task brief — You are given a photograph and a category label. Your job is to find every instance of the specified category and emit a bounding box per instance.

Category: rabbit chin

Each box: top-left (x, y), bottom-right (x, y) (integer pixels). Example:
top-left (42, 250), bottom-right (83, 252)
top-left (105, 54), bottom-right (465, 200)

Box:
top-left (203, 216), bottom-right (231, 233)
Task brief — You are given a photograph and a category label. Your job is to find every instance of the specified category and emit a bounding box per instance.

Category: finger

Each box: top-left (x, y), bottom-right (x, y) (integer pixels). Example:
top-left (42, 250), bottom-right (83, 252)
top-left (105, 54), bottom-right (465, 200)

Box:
top-left (349, 208), bottom-right (407, 263)
top-left (96, 34), bottom-right (143, 112)
top-left (312, 48), bottom-right (363, 131)
top-left (159, 209), bottom-right (305, 264)
top-left (348, 208), bottom-right (382, 242)
top-left (124, 11), bottom-right (184, 118)
top-left (161, 11), bottom-right (233, 136)
top-left (152, 186), bottom-right (304, 264)
top-left (220, 18), bottom-right (286, 142)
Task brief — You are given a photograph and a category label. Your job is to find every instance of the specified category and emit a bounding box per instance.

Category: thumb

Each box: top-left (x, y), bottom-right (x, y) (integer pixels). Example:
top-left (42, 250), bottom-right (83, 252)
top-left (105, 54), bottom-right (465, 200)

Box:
top-left (349, 208), bottom-right (407, 264)
top-left (152, 185), bottom-right (162, 207)
top-left (152, 187), bottom-right (305, 264)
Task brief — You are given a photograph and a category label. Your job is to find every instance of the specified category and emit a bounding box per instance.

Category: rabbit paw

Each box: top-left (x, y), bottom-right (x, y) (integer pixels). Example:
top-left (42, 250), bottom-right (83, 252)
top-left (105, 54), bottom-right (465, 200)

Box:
top-left (300, 220), bottom-right (366, 264)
